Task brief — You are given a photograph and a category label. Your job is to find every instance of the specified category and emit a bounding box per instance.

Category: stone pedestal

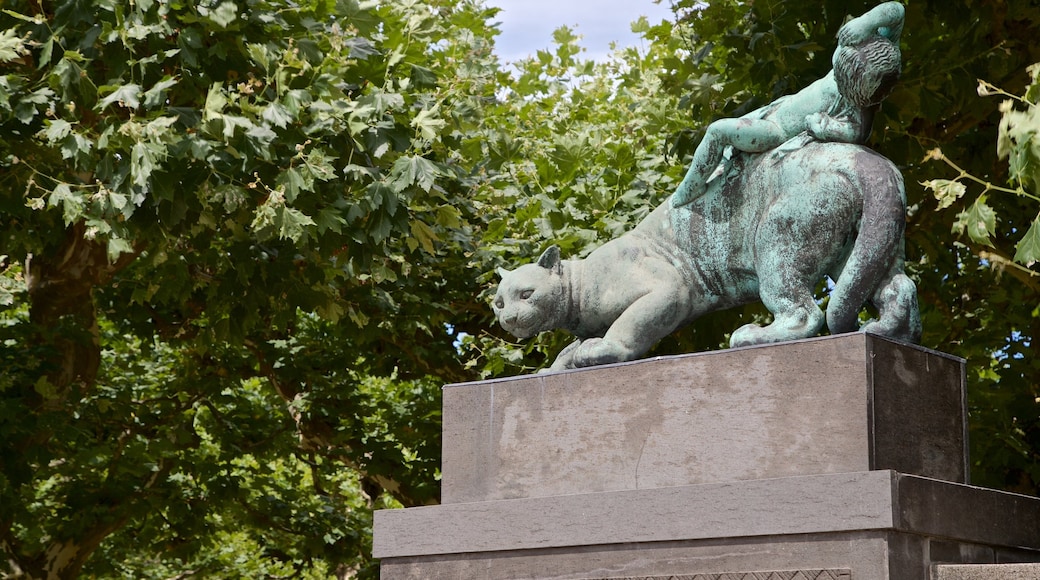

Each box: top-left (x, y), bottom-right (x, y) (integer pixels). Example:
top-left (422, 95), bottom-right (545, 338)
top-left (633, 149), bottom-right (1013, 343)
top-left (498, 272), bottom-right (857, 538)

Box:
top-left (373, 334), bottom-right (1040, 579)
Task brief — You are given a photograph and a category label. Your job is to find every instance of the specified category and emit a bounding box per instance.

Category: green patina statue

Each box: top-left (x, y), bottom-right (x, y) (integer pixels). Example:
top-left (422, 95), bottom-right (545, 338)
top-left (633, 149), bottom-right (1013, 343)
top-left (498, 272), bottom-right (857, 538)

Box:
top-left (673, 1), bottom-right (904, 206)
top-left (492, 3), bottom-right (920, 371)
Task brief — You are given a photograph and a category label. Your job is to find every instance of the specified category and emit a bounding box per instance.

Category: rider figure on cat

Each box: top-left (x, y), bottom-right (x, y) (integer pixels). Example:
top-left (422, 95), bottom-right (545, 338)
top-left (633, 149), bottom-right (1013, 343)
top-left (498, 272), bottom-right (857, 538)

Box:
top-left (671, 2), bottom-right (904, 207)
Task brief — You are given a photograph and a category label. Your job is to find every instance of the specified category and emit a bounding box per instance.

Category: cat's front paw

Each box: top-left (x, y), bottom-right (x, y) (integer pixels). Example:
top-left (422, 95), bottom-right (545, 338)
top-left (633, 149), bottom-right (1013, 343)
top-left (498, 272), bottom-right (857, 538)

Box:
top-left (572, 338), bottom-right (637, 368)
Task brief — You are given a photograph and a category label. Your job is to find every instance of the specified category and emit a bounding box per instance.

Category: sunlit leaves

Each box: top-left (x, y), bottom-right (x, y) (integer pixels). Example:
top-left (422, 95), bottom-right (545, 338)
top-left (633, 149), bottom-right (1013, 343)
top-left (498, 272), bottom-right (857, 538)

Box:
top-left (411, 106), bottom-right (446, 141)
top-left (921, 178), bottom-right (966, 210)
top-left (97, 84), bottom-right (142, 110)
top-left (0, 28), bottom-right (25, 62)
top-left (41, 119), bottom-right (73, 143)
top-left (250, 190), bottom-right (316, 243)
top-left (143, 77), bottom-right (178, 109)
top-left (931, 67), bottom-right (1040, 268)
top-left (199, 1), bottom-right (239, 28)
top-left (1014, 215), bottom-right (1040, 266)
top-left (998, 104), bottom-right (1040, 191)
top-left (953, 195), bottom-right (998, 247)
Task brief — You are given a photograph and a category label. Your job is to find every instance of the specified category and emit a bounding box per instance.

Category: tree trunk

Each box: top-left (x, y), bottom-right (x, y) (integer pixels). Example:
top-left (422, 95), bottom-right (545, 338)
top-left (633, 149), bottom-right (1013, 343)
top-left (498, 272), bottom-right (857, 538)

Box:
top-left (26, 223), bottom-right (116, 397)
top-left (10, 223), bottom-right (142, 578)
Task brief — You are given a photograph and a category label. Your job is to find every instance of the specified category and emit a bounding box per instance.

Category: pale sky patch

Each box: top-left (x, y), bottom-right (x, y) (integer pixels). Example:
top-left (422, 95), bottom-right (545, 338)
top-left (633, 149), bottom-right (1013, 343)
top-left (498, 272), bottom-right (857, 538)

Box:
top-left (485, 0), bottom-right (675, 63)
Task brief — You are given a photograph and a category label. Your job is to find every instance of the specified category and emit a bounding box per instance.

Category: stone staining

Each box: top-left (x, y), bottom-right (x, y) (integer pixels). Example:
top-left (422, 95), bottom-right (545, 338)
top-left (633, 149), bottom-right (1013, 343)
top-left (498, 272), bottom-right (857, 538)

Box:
top-left (587, 570), bottom-right (852, 580)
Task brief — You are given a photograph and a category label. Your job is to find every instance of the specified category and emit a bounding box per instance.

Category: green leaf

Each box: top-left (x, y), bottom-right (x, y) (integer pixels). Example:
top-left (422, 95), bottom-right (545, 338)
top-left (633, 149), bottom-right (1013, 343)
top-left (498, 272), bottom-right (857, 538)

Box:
top-left (60, 133), bottom-right (93, 161)
top-left (107, 236), bottom-right (134, 262)
top-left (1013, 214), bottom-right (1040, 266)
top-left (43, 119), bottom-right (73, 143)
top-left (276, 206), bottom-right (316, 242)
top-left (411, 107), bottom-right (446, 141)
top-left (131, 142), bottom-right (158, 187)
top-left (14, 87), bottom-right (54, 123)
top-left (0, 9), bottom-right (37, 23)
top-left (49, 183), bottom-right (83, 224)
top-left (304, 149), bottom-right (337, 181)
top-left (204, 82), bottom-right (227, 119)
top-left (144, 77), bottom-right (178, 109)
top-left (0, 29), bottom-right (24, 62)
top-left (409, 64), bottom-right (438, 89)
top-left (921, 179), bottom-right (967, 210)
top-left (953, 196), bottom-right (997, 247)
top-left (98, 84), bottom-right (142, 110)
top-left (222, 115), bottom-right (255, 140)
top-left (246, 43), bottom-right (272, 72)
top-left (343, 36), bottom-right (380, 59)
top-left (409, 220), bottom-right (439, 254)
top-left (276, 167), bottom-right (311, 203)
top-left (245, 123), bottom-right (277, 149)
top-left (315, 207), bottom-right (346, 234)
top-left (261, 103), bottom-right (293, 129)
top-left (389, 155), bottom-right (438, 193)
top-left (38, 36), bottom-right (53, 67)
top-left (205, 1), bottom-right (239, 27)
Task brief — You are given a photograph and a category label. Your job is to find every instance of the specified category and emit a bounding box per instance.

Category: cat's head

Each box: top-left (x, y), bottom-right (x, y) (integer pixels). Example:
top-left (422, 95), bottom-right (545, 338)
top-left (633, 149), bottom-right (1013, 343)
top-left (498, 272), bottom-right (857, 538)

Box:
top-left (492, 246), bottom-right (568, 338)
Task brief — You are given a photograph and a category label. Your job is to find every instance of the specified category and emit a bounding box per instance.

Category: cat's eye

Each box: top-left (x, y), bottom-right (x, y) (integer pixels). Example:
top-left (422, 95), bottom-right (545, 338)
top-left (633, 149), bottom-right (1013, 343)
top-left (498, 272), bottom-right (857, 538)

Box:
top-left (494, 297), bottom-right (504, 309)
top-left (520, 289), bottom-right (534, 300)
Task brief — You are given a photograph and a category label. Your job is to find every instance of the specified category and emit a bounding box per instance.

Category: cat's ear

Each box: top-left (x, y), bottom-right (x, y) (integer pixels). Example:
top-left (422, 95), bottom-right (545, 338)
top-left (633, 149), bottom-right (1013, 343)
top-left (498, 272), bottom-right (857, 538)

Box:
top-left (536, 245), bottom-right (562, 273)
top-left (496, 267), bottom-right (511, 278)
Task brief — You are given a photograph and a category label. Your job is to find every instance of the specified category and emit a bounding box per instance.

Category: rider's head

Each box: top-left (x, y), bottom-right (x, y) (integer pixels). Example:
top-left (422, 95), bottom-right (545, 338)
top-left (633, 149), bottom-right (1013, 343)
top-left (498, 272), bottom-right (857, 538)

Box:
top-left (833, 36), bottom-right (901, 107)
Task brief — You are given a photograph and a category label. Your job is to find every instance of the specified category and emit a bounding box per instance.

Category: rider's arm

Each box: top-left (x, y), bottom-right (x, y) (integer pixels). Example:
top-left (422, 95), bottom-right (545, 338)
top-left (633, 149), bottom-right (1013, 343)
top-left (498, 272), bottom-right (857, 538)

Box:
top-left (838, 2), bottom-right (904, 45)
top-left (806, 107), bottom-right (874, 144)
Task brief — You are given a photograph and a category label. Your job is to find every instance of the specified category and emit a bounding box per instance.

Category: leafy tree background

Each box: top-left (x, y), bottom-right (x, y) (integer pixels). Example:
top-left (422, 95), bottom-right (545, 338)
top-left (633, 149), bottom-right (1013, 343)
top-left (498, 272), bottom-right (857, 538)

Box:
top-left (0, 0), bottom-right (1037, 577)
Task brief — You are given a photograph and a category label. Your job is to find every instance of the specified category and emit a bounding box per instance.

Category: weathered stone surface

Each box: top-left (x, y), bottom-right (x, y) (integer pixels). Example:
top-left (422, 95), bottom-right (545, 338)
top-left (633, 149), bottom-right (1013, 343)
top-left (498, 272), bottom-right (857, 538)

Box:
top-left (374, 471), bottom-right (1040, 560)
top-left (580, 573), bottom-right (852, 580)
top-left (378, 534), bottom-right (1040, 580)
top-left (441, 334), bottom-right (965, 504)
top-left (933, 564), bottom-right (1040, 579)
top-left (390, 566), bottom-right (858, 580)
top-left (379, 534), bottom-right (893, 580)
top-left (375, 471), bottom-right (1040, 579)
top-left (377, 471), bottom-right (896, 558)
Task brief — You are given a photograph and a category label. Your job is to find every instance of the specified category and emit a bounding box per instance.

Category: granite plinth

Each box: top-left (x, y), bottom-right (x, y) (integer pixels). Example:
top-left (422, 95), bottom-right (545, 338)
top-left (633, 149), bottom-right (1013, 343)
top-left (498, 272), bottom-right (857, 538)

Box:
top-left (442, 333), bottom-right (966, 504)
top-left (375, 336), bottom-right (1038, 579)
top-left (375, 471), bottom-right (1040, 580)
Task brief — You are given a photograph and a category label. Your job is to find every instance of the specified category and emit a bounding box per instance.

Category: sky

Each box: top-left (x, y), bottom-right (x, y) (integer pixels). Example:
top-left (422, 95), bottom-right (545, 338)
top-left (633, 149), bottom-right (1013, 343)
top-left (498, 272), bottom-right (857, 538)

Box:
top-left (485, 0), bottom-right (675, 63)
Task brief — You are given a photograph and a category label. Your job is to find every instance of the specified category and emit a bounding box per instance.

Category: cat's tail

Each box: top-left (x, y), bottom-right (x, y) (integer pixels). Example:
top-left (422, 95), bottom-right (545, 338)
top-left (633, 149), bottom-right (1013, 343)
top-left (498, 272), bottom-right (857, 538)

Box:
top-left (826, 148), bottom-right (920, 342)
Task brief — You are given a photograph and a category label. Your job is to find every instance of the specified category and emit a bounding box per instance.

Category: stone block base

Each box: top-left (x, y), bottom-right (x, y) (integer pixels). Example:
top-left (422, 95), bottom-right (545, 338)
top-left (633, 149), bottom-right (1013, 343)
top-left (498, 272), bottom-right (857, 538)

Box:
top-left (375, 471), bottom-right (1040, 580)
top-left (376, 337), bottom-right (1037, 579)
top-left (442, 334), bottom-right (967, 504)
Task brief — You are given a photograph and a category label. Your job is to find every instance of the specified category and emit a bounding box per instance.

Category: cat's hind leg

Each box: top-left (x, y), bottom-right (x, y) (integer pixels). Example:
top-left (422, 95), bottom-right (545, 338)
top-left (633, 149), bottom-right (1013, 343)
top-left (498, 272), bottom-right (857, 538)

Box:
top-left (730, 274), bottom-right (824, 347)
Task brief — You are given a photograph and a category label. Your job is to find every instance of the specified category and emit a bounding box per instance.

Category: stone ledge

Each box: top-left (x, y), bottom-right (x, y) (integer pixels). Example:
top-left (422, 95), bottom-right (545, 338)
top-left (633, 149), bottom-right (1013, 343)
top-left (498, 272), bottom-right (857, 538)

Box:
top-left (933, 563), bottom-right (1040, 579)
top-left (373, 471), bottom-right (1040, 559)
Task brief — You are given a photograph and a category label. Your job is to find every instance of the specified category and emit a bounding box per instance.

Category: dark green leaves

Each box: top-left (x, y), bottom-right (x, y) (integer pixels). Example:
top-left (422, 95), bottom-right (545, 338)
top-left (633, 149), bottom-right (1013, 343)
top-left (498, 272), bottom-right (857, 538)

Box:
top-left (0, 0), bottom-right (504, 576)
top-left (390, 155), bottom-right (438, 193)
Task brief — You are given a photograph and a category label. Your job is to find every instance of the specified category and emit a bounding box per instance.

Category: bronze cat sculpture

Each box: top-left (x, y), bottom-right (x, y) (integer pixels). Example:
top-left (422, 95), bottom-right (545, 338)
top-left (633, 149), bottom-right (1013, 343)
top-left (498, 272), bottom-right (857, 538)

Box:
top-left (493, 141), bottom-right (921, 372)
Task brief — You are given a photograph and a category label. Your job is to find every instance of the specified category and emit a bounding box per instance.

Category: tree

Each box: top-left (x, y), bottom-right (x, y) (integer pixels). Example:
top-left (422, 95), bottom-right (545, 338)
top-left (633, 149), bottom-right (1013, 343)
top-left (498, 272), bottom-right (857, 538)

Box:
top-left (0, 0), bottom-right (499, 576)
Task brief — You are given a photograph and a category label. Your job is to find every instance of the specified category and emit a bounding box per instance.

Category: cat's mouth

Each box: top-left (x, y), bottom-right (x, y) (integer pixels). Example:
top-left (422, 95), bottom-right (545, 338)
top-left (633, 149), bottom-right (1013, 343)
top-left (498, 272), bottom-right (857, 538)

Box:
top-left (499, 312), bottom-right (538, 339)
